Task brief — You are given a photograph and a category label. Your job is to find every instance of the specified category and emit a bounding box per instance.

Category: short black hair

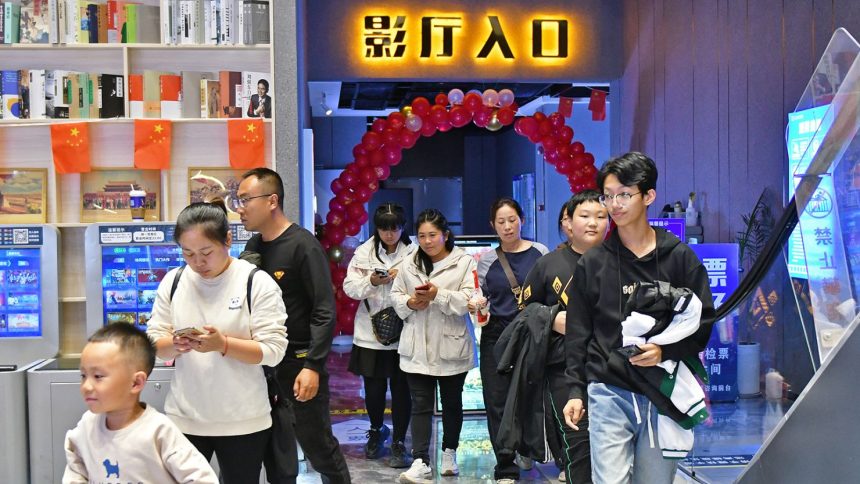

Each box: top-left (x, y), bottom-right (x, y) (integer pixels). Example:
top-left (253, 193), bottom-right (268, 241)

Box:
top-left (565, 189), bottom-right (602, 217)
top-left (174, 199), bottom-right (230, 246)
top-left (597, 151), bottom-right (658, 194)
top-left (242, 167), bottom-right (285, 211)
top-left (257, 79), bottom-right (269, 91)
top-left (88, 323), bottom-right (156, 375)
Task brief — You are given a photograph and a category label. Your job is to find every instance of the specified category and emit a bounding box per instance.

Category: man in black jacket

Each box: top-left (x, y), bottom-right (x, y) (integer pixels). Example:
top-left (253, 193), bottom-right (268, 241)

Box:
top-left (563, 152), bottom-right (714, 483)
top-left (237, 168), bottom-right (350, 484)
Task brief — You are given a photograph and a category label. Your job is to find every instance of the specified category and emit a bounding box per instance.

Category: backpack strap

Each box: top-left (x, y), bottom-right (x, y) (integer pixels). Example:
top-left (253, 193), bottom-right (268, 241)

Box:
top-left (169, 265), bottom-right (259, 315)
top-left (494, 247), bottom-right (522, 299)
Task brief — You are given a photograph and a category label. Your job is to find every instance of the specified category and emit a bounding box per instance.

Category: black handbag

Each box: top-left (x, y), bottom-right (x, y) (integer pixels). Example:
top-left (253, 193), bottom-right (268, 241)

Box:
top-left (364, 300), bottom-right (404, 346)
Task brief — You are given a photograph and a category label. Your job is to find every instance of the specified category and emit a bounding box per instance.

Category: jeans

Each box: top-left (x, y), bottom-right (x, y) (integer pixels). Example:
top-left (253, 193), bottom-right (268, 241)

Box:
top-left (405, 372), bottom-right (468, 464)
top-left (545, 363), bottom-right (591, 483)
top-left (587, 382), bottom-right (678, 484)
top-left (480, 331), bottom-right (520, 479)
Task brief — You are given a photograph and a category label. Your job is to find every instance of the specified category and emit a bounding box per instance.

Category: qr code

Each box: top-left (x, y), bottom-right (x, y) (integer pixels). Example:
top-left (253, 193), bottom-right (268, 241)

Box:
top-left (13, 229), bottom-right (29, 245)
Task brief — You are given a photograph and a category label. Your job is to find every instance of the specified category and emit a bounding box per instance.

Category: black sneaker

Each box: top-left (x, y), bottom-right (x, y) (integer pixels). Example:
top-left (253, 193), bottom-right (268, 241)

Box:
top-left (389, 440), bottom-right (411, 468)
top-left (365, 424), bottom-right (390, 459)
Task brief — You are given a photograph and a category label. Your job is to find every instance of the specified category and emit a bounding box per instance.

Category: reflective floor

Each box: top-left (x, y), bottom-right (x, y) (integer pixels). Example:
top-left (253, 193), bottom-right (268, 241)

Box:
top-left (297, 348), bottom-right (787, 483)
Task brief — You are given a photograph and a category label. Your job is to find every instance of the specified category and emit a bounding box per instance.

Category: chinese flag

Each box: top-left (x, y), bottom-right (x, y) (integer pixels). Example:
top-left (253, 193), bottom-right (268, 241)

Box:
top-left (558, 97), bottom-right (574, 118)
top-left (50, 122), bottom-right (92, 174)
top-left (134, 119), bottom-right (173, 169)
top-left (588, 90), bottom-right (607, 121)
top-left (228, 119), bottom-right (265, 169)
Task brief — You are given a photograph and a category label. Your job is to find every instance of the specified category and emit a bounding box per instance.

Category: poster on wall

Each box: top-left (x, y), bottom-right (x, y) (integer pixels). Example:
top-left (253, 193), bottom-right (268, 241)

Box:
top-left (81, 170), bottom-right (161, 223)
top-left (690, 243), bottom-right (739, 402)
top-left (0, 168), bottom-right (47, 224)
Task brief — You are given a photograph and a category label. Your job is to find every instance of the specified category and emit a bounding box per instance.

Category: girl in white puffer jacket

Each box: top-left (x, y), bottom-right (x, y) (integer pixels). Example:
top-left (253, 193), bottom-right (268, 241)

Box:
top-left (390, 209), bottom-right (478, 483)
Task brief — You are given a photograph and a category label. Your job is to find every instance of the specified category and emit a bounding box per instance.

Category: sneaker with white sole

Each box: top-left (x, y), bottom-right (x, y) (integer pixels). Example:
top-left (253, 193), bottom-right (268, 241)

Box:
top-left (440, 448), bottom-right (459, 476)
top-left (515, 453), bottom-right (534, 471)
top-left (558, 469), bottom-right (566, 482)
top-left (399, 458), bottom-right (432, 483)
top-left (496, 479), bottom-right (517, 484)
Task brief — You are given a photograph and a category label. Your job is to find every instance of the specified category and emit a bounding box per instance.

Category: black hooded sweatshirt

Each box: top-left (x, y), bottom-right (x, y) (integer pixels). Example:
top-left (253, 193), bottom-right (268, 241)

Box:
top-left (564, 227), bottom-right (715, 422)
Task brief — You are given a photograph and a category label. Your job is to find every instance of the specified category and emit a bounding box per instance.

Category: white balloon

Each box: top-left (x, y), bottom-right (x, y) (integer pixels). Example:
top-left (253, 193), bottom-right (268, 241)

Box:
top-left (498, 89), bottom-right (515, 107)
top-left (483, 89), bottom-right (499, 107)
top-left (448, 88), bottom-right (465, 105)
top-left (405, 114), bottom-right (423, 132)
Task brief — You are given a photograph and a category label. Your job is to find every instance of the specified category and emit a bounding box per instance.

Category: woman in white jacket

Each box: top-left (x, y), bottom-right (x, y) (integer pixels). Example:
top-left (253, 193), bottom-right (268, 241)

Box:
top-left (147, 200), bottom-right (288, 484)
top-left (391, 209), bottom-right (478, 484)
top-left (343, 203), bottom-right (416, 468)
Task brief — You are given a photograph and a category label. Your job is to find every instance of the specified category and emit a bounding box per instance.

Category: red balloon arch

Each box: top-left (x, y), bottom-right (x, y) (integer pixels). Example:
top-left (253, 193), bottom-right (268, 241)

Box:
top-left (318, 89), bottom-right (599, 335)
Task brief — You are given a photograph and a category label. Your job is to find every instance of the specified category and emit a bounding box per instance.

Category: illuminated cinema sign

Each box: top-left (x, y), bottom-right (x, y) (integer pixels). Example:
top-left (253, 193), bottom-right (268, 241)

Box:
top-left (362, 14), bottom-right (570, 61)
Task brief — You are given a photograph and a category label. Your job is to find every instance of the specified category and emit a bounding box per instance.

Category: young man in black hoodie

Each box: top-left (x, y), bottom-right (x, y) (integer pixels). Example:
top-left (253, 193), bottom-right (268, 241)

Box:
top-left (237, 168), bottom-right (350, 484)
top-left (562, 152), bottom-right (714, 483)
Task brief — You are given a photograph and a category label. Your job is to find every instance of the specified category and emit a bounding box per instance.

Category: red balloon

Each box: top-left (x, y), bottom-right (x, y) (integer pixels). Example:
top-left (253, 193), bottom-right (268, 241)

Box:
top-left (583, 152), bottom-right (595, 165)
top-left (400, 129), bottom-right (419, 149)
top-left (497, 107), bottom-right (515, 126)
top-left (382, 127), bottom-right (400, 146)
top-left (411, 97), bottom-right (431, 116)
top-left (449, 106), bottom-right (471, 127)
top-left (329, 198), bottom-right (345, 214)
top-left (572, 153), bottom-right (588, 168)
top-left (556, 160), bottom-right (572, 175)
top-left (545, 148), bottom-right (560, 164)
top-left (388, 112), bottom-right (406, 130)
top-left (473, 106), bottom-right (493, 127)
top-left (383, 145), bottom-right (402, 165)
top-left (345, 162), bottom-right (361, 177)
top-left (538, 120), bottom-right (552, 136)
top-left (430, 105), bottom-right (449, 125)
top-left (336, 189), bottom-right (356, 206)
top-left (370, 150), bottom-right (385, 166)
top-left (437, 121), bottom-right (452, 132)
top-left (326, 209), bottom-right (345, 227)
top-left (344, 220), bottom-right (361, 236)
top-left (571, 141), bottom-right (585, 154)
top-left (327, 225), bottom-right (346, 245)
top-left (337, 309), bottom-right (355, 327)
top-left (340, 171), bottom-right (359, 189)
top-left (420, 116), bottom-right (437, 137)
top-left (434, 93), bottom-right (448, 106)
top-left (371, 119), bottom-right (387, 134)
top-left (332, 267), bottom-right (347, 286)
top-left (346, 202), bottom-right (365, 219)
top-left (541, 136), bottom-right (558, 152)
top-left (355, 186), bottom-right (372, 203)
top-left (352, 144), bottom-right (367, 158)
top-left (355, 154), bottom-right (370, 169)
top-left (359, 167), bottom-right (376, 185)
top-left (320, 237), bottom-right (332, 252)
top-left (559, 126), bottom-right (574, 144)
top-left (548, 112), bottom-right (565, 128)
top-left (330, 178), bottom-right (344, 194)
top-left (357, 211), bottom-right (369, 225)
top-left (362, 131), bottom-right (382, 151)
top-left (463, 92), bottom-right (482, 113)
top-left (374, 164), bottom-right (391, 180)
top-left (533, 112), bottom-right (547, 122)
top-left (519, 117), bottom-right (538, 136)
top-left (367, 180), bottom-right (379, 192)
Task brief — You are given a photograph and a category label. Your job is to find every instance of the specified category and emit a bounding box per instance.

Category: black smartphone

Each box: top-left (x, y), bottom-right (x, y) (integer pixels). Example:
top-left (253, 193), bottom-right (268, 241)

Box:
top-left (616, 345), bottom-right (645, 359)
top-left (374, 268), bottom-right (389, 277)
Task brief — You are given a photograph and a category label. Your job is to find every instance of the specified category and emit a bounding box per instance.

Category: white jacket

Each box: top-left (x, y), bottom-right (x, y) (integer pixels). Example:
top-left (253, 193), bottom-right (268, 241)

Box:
top-left (342, 238), bottom-right (416, 350)
top-left (390, 246), bottom-right (478, 376)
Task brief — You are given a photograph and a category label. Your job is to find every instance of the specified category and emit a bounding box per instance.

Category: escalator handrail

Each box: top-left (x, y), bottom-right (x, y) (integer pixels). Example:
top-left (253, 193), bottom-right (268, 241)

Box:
top-left (713, 198), bottom-right (799, 322)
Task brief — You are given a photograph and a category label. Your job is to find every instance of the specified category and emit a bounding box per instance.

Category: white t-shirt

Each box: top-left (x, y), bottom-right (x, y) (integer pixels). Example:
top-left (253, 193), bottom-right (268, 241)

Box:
top-left (63, 404), bottom-right (218, 484)
top-left (147, 258), bottom-right (288, 436)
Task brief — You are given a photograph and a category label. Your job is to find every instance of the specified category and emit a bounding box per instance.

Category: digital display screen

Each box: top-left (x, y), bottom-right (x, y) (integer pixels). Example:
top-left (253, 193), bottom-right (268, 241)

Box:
top-left (100, 243), bottom-right (246, 329)
top-left (0, 248), bottom-right (42, 338)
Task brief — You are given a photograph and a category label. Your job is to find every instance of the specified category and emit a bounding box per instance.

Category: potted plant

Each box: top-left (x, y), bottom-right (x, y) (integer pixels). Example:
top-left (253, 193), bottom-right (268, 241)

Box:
top-left (735, 188), bottom-right (775, 397)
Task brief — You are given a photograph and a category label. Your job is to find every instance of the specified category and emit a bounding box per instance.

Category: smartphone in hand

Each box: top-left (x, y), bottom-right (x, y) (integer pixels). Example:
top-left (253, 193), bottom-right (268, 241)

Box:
top-left (414, 282), bottom-right (431, 291)
top-left (374, 268), bottom-right (390, 277)
top-left (175, 327), bottom-right (206, 339)
top-left (616, 344), bottom-right (645, 359)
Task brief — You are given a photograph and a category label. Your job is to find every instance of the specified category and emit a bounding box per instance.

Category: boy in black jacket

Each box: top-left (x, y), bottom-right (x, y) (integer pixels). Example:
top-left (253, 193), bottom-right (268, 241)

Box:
top-left (237, 168), bottom-right (350, 484)
top-left (562, 152), bottom-right (714, 483)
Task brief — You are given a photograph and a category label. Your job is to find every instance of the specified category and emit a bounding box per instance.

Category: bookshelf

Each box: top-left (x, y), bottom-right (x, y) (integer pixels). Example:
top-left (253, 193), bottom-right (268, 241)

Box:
top-left (0, 3), bottom-right (275, 355)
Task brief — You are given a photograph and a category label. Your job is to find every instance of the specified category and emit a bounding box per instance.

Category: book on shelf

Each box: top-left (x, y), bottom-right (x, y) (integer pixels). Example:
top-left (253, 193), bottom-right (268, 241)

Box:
top-left (200, 78), bottom-right (220, 118)
top-left (86, 3), bottom-right (97, 43)
top-left (100, 73), bottom-right (124, 118)
top-left (45, 70), bottom-right (69, 118)
top-left (29, 69), bottom-right (47, 119)
top-left (181, 71), bottom-right (209, 118)
top-left (2, 70), bottom-right (21, 119)
top-left (219, 70), bottom-right (242, 118)
top-left (4, 2), bottom-right (22, 44)
top-left (241, 71), bottom-right (270, 119)
top-left (19, 0), bottom-right (50, 44)
top-left (17, 69), bottom-right (30, 118)
top-left (129, 73), bottom-right (143, 118)
top-left (142, 70), bottom-right (166, 118)
top-left (242, 0), bottom-right (268, 45)
top-left (160, 73), bottom-right (182, 119)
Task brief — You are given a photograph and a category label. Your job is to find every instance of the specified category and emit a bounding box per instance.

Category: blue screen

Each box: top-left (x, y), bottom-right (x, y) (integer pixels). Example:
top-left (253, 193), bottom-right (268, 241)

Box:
top-left (101, 243), bottom-right (246, 328)
top-left (0, 248), bottom-right (42, 338)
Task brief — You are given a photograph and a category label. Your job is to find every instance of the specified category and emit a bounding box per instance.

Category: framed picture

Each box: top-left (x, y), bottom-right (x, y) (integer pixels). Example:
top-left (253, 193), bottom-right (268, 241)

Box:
top-left (188, 167), bottom-right (246, 220)
top-left (0, 168), bottom-right (48, 224)
top-left (81, 169), bottom-right (161, 223)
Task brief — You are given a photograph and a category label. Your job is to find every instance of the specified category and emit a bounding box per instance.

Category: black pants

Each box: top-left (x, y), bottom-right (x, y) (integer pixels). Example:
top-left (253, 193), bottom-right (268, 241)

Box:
top-left (363, 367), bottom-right (411, 442)
top-left (276, 354), bottom-right (351, 484)
top-left (406, 371), bottom-right (468, 464)
top-left (187, 428), bottom-right (270, 484)
top-left (545, 362), bottom-right (592, 484)
top-left (480, 331), bottom-right (520, 480)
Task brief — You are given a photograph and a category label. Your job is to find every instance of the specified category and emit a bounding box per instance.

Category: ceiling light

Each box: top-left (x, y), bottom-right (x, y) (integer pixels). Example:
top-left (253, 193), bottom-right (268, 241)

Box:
top-left (321, 93), bottom-right (333, 116)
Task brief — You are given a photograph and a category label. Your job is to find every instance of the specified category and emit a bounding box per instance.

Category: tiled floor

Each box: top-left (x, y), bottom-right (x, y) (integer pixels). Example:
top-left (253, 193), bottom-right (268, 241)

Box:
top-left (297, 348), bottom-right (788, 483)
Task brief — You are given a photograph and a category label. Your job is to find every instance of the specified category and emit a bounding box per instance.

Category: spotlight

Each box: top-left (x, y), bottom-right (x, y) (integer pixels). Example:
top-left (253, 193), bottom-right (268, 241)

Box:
top-left (321, 92), bottom-right (333, 116)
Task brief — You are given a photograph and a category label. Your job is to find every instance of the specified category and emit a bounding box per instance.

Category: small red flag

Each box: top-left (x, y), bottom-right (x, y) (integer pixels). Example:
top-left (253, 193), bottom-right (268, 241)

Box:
top-left (558, 97), bottom-right (574, 118)
top-left (134, 119), bottom-right (173, 169)
top-left (50, 122), bottom-right (92, 174)
top-left (228, 119), bottom-right (265, 169)
top-left (588, 90), bottom-right (607, 121)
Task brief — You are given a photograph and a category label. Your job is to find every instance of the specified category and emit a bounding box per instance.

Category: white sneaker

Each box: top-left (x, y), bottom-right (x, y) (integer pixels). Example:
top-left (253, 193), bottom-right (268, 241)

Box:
top-left (558, 469), bottom-right (566, 482)
top-left (515, 453), bottom-right (534, 470)
top-left (399, 458), bottom-right (432, 483)
top-left (440, 448), bottom-right (459, 476)
top-left (496, 479), bottom-right (517, 484)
